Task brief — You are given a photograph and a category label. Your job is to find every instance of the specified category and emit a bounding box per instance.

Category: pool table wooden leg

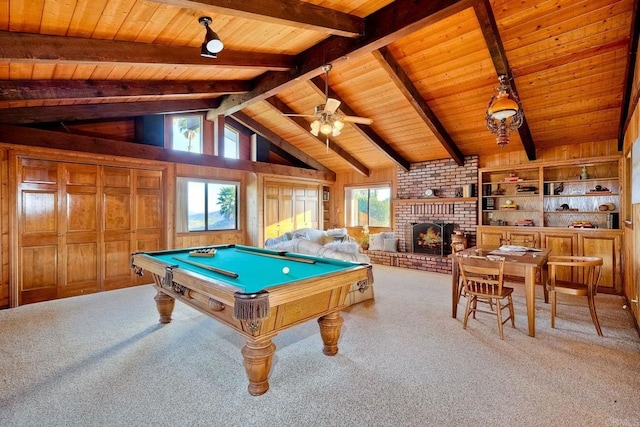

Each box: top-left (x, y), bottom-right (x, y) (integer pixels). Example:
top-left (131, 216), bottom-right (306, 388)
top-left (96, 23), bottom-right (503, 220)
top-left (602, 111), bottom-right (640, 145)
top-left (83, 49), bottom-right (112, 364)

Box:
top-left (154, 290), bottom-right (175, 324)
top-left (318, 311), bottom-right (344, 356)
top-left (241, 339), bottom-right (276, 396)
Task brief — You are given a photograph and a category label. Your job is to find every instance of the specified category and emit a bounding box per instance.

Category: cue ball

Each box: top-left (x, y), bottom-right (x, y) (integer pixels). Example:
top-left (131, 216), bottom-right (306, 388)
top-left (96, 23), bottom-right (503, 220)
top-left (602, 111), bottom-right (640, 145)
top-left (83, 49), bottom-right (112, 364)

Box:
top-left (282, 267), bottom-right (290, 274)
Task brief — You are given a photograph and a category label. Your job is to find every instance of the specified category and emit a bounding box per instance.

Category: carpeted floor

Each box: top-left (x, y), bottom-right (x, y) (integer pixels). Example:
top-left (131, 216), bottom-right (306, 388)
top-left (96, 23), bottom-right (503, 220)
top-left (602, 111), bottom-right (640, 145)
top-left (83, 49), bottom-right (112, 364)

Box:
top-left (1, 265), bottom-right (639, 427)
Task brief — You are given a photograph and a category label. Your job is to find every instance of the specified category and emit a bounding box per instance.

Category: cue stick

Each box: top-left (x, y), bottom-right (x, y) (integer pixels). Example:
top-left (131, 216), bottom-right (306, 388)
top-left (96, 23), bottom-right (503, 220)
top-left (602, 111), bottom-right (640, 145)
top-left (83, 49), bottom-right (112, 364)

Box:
top-left (171, 256), bottom-right (239, 278)
top-left (235, 248), bottom-right (316, 264)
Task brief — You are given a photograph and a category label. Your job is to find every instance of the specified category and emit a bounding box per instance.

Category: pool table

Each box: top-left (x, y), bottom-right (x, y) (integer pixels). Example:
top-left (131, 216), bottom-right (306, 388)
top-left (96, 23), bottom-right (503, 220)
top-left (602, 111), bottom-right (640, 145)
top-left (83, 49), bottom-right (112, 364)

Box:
top-left (131, 244), bottom-right (373, 396)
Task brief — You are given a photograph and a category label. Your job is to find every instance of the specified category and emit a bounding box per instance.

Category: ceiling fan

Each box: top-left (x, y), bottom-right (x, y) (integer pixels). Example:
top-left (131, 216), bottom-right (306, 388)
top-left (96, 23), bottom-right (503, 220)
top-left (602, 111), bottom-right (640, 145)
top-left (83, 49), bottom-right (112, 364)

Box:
top-left (285, 64), bottom-right (373, 139)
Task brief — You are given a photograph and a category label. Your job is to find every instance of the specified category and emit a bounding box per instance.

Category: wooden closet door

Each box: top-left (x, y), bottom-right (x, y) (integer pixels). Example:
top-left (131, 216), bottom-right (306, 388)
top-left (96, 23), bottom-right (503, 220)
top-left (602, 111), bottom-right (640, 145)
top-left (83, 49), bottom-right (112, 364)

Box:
top-left (60, 163), bottom-right (100, 298)
top-left (102, 167), bottom-right (133, 291)
top-left (132, 169), bottom-right (164, 286)
top-left (17, 158), bottom-right (61, 304)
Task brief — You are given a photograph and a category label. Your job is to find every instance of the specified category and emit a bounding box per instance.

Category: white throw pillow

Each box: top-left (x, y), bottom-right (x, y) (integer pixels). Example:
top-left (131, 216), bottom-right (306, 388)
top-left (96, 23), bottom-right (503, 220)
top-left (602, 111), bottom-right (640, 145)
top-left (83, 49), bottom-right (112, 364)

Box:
top-left (383, 238), bottom-right (397, 252)
top-left (368, 233), bottom-right (384, 251)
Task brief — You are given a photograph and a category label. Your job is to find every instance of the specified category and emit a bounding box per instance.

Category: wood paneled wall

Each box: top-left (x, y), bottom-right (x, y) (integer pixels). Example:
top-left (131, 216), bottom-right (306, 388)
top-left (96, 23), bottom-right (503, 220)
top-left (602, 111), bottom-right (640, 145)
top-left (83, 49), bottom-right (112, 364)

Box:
top-left (0, 149), bottom-right (8, 307)
top-left (479, 140), bottom-right (620, 168)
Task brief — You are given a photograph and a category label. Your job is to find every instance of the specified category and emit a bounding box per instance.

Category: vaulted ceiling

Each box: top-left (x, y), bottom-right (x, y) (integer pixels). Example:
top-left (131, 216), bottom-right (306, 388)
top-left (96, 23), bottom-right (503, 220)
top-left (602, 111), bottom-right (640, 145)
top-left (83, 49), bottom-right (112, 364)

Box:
top-left (0, 0), bottom-right (638, 176)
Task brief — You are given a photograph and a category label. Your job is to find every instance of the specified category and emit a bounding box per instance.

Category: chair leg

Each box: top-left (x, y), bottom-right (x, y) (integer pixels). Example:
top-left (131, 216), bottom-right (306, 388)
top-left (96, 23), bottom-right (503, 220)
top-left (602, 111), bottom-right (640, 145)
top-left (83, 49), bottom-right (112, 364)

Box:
top-left (495, 298), bottom-right (504, 340)
top-left (587, 292), bottom-right (603, 337)
top-left (508, 295), bottom-right (515, 328)
top-left (463, 296), bottom-right (473, 330)
top-left (472, 296), bottom-right (478, 319)
top-left (550, 290), bottom-right (556, 329)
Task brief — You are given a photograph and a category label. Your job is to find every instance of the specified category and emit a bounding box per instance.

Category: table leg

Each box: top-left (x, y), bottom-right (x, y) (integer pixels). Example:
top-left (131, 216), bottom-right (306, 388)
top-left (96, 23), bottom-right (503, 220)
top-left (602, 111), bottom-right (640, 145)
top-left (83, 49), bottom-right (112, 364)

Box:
top-left (154, 290), bottom-right (175, 324)
top-left (241, 339), bottom-right (276, 396)
top-left (524, 266), bottom-right (536, 337)
top-left (317, 312), bottom-right (344, 356)
top-left (452, 257), bottom-right (459, 318)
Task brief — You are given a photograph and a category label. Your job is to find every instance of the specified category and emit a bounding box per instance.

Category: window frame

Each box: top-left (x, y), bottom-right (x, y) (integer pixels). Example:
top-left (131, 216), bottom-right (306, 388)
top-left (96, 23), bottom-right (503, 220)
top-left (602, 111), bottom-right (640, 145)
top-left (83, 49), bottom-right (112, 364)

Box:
top-left (344, 183), bottom-right (392, 227)
top-left (170, 114), bottom-right (204, 154)
top-left (223, 125), bottom-right (240, 159)
top-left (176, 177), bottom-right (240, 233)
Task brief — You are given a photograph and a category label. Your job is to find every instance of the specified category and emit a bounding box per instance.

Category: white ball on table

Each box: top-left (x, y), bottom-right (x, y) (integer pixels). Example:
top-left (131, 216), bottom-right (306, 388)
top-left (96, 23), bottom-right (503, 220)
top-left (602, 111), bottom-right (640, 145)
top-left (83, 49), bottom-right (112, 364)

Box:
top-left (282, 266), bottom-right (290, 275)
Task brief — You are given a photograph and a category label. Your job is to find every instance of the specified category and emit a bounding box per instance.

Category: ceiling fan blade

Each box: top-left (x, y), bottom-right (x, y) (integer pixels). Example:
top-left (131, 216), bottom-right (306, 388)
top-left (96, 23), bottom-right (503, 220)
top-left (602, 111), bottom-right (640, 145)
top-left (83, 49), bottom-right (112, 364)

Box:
top-left (342, 115), bottom-right (373, 125)
top-left (283, 113), bottom-right (316, 118)
top-left (324, 98), bottom-right (341, 113)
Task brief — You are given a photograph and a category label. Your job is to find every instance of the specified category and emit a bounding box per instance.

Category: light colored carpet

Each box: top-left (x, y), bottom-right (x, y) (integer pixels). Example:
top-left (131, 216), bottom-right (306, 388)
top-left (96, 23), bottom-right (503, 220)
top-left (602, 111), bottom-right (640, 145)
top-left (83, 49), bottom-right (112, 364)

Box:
top-left (1, 265), bottom-right (639, 427)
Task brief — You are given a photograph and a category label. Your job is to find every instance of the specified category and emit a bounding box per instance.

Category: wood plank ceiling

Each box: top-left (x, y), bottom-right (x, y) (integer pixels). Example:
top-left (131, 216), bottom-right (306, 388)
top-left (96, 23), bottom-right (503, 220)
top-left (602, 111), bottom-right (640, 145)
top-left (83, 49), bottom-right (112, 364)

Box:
top-left (0, 0), bottom-right (637, 175)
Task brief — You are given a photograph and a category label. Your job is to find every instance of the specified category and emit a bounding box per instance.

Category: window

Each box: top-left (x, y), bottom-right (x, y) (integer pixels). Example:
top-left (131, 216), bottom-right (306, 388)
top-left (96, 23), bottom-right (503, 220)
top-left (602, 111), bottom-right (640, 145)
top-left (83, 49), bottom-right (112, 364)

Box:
top-left (344, 185), bottom-right (391, 227)
top-left (176, 178), bottom-right (238, 232)
top-left (224, 125), bottom-right (239, 159)
top-left (172, 115), bottom-right (203, 153)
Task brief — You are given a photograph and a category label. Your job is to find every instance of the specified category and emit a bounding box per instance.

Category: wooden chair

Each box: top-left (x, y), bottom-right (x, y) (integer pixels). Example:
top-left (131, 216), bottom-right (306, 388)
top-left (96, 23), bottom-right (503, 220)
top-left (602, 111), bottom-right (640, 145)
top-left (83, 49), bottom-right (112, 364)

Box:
top-left (456, 254), bottom-right (514, 339)
top-left (451, 242), bottom-right (466, 303)
top-left (546, 256), bottom-right (604, 336)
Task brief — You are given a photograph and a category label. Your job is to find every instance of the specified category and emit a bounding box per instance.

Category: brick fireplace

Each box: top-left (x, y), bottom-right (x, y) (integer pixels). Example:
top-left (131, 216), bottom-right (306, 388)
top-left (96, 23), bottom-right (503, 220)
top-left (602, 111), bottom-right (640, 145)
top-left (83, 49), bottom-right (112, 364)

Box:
top-left (407, 222), bottom-right (455, 256)
top-left (366, 156), bottom-right (478, 274)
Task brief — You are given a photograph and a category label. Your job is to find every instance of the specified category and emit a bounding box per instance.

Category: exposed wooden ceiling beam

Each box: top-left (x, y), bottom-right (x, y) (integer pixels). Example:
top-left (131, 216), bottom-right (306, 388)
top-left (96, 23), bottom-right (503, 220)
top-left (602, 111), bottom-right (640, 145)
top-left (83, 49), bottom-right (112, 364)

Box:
top-left (0, 80), bottom-right (250, 102)
top-left (0, 123), bottom-right (333, 181)
top-left (230, 111), bottom-right (335, 177)
top-left (145, 0), bottom-right (364, 38)
top-left (0, 99), bottom-right (220, 124)
top-left (372, 48), bottom-right (465, 167)
top-left (209, 0), bottom-right (473, 117)
top-left (0, 31), bottom-right (295, 71)
top-left (619, 0), bottom-right (640, 150)
top-left (307, 76), bottom-right (411, 172)
top-left (264, 97), bottom-right (370, 176)
top-left (474, 0), bottom-right (536, 160)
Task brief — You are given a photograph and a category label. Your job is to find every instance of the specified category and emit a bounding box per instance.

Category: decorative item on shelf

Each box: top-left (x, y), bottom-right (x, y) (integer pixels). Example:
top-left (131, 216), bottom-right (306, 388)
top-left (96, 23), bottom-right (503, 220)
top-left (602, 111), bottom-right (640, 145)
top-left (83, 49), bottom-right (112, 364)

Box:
top-left (500, 199), bottom-right (518, 210)
top-left (483, 197), bottom-right (496, 210)
top-left (553, 182), bottom-right (564, 195)
top-left (515, 219), bottom-right (534, 227)
top-left (587, 185), bottom-right (611, 195)
top-left (491, 185), bottom-right (505, 195)
top-left (455, 187), bottom-right (463, 197)
top-left (516, 184), bottom-right (538, 193)
top-left (425, 188), bottom-right (437, 197)
top-left (462, 184), bottom-right (475, 198)
top-left (580, 166), bottom-right (589, 180)
top-left (503, 173), bottom-right (522, 182)
top-left (556, 203), bottom-right (578, 212)
top-left (569, 221), bottom-right (595, 229)
top-left (485, 75), bottom-right (524, 148)
top-left (598, 203), bottom-right (616, 211)
top-left (489, 219), bottom-right (507, 226)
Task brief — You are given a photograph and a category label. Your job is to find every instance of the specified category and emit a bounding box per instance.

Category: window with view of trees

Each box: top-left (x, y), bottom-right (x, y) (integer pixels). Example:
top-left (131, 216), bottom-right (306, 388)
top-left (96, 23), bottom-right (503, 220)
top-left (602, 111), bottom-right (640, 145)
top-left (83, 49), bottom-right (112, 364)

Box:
top-left (344, 185), bottom-right (391, 227)
top-left (172, 115), bottom-right (203, 153)
top-left (176, 178), bottom-right (238, 232)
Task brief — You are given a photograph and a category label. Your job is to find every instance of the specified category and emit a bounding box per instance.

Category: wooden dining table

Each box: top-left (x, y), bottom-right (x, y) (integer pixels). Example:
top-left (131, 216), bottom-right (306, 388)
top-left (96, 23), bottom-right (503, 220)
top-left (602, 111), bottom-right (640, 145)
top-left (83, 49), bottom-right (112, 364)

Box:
top-left (451, 246), bottom-right (551, 337)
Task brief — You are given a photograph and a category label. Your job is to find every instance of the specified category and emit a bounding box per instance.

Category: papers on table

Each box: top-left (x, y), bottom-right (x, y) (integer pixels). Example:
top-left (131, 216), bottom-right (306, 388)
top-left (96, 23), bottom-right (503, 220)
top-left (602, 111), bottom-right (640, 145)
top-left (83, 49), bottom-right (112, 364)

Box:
top-left (498, 245), bottom-right (542, 252)
top-left (489, 245), bottom-right (542, 257)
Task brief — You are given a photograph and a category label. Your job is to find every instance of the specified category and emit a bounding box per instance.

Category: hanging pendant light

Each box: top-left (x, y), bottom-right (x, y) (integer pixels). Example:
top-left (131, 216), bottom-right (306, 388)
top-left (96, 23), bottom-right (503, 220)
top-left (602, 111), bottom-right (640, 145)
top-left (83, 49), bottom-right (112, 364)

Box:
top-left (485, 75), bottom-right (524, 148)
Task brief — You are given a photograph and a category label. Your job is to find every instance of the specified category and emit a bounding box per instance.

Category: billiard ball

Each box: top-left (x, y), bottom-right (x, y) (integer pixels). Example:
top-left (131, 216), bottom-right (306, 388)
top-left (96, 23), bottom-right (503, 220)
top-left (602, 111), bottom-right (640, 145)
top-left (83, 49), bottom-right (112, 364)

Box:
top-left (282, 267), bottom-right (290, 274)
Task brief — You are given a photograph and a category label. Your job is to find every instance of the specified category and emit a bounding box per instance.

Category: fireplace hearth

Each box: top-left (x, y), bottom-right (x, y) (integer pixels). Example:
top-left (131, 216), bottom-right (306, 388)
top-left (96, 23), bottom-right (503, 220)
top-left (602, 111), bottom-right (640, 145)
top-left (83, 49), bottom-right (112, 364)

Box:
top-left (407, 222), bottom-right (454, 256)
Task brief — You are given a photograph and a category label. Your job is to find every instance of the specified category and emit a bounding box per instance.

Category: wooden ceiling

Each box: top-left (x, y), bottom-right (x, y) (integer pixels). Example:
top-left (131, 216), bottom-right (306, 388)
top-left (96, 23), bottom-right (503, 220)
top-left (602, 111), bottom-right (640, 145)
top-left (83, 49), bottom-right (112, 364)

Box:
top-left (0, 0), bottom-right (638, 175)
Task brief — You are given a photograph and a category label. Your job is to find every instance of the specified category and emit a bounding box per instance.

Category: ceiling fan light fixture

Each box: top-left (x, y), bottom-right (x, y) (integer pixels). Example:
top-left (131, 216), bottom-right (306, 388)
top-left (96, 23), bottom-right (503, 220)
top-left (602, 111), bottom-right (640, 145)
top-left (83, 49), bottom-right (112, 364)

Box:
top-left (333, 119), bottom-right (345, 131)
top-left (485, 74), bottom-right (524, 148)
top-left (310, 120), bottom-right (320, 136)
top-left (198, 16), bottom-right (224, 57)
top-left (320, 122), bottom-right (333, 135)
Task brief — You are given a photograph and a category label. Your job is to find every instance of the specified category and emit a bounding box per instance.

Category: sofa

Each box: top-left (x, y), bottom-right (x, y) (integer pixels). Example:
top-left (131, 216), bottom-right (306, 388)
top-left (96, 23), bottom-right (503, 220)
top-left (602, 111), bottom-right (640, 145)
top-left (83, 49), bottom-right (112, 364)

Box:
top-left (265, 227), bottom-right (374, 305)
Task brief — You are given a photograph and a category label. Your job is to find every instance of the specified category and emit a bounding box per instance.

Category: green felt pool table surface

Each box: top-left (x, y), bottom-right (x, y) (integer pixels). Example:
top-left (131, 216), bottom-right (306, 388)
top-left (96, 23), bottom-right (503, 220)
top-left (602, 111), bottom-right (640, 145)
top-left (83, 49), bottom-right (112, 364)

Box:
top-left (139, 244), bottom-right (363, 294)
